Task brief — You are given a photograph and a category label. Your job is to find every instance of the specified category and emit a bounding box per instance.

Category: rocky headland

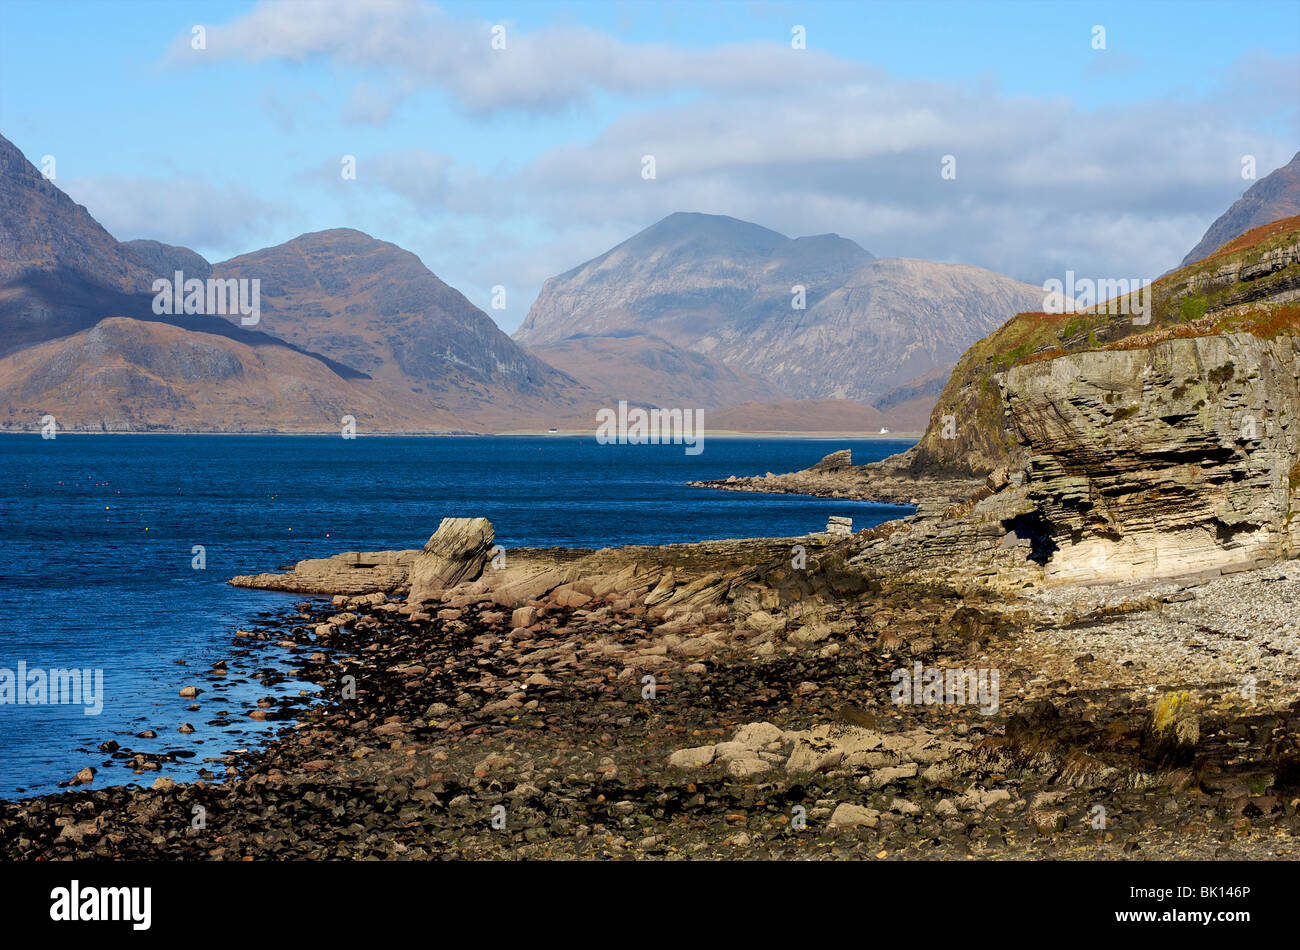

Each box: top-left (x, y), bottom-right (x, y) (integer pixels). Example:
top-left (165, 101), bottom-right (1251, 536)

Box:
top-left (697, 217), bottom-right (1300, 589)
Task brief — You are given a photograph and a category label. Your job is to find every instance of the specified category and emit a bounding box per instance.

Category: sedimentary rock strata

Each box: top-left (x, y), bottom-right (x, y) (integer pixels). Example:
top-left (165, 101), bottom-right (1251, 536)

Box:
top-left (1004, 332), bottom-right (1300, 582)
top-left (230, 550), bottom-right (419, 595)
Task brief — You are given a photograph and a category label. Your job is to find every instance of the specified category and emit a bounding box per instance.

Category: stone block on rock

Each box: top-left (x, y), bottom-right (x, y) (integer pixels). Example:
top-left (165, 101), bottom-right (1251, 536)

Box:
top-left (407, 517), bottom-right (495, 605)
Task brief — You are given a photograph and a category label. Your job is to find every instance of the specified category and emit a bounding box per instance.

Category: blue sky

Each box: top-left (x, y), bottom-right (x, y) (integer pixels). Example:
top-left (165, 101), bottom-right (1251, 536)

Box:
top-left (2, 0), bottom-right (1297, 332)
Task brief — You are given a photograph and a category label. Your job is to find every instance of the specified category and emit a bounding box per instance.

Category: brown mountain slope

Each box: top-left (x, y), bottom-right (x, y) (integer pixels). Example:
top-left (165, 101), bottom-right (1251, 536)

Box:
top-left (0, 133), bottom-right (372, 382)
top-left (212, 229), bottom-right (586, 418)
top-left (123, 239), bottom-right (213, 280)
top-left (0, 133), bottom-right (161, 355)
top-left (0, 133), bottom-right (600, 431)
top-left (0, 316), bottom-right (470, 433)
top-left (530, 332), bottom-right (786, 409)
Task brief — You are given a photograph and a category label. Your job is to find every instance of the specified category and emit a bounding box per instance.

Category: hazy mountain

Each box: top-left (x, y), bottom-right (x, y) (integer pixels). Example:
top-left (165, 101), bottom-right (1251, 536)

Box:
top-left (0, 133), bottom-right (592, 431)
top-left (1180, 151), bottom-right (1300, 267)
top-left (213, 229), bottom-right (584, 414)
top-left (516, 212), bottom-right (1045, 404)
top-left (123, 239), bottom-right (212, 280)
top-left (517, 212), bottom-right (872, 346)
top-left (530, 331), bottom-right (785, 409)
top-left (869, 366), bottom-right (953, 431)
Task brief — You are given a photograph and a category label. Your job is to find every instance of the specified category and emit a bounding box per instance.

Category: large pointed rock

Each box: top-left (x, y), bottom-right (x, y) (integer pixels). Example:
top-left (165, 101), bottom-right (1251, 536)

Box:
top-left (407, 517), bottom-right (495, 604)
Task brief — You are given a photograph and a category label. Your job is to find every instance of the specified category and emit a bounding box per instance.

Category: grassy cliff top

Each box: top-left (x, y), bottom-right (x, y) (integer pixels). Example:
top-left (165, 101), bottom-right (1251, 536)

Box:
top-left (902, 216), bottom-right (1300, 477)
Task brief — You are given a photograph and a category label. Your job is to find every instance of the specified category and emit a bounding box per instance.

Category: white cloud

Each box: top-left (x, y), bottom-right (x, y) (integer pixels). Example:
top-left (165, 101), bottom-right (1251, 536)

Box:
top-left (343, 54), bottom-right (1296, 295)
top-left (60, 175), bottom-right (289, 259)
top-left (150, 4), bottom-right (1298, 327)
top-left (165, 0), bottom-right (870, 115)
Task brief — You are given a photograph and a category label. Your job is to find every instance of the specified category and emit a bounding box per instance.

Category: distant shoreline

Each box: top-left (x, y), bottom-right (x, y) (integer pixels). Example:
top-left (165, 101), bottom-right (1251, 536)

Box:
top-left (0, 429), bottom-right (923, 440)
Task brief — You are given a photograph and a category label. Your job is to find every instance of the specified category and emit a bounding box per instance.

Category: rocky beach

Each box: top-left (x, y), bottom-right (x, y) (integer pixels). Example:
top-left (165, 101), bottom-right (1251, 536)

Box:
top-left (4, 508), bottom-right (1298, 861)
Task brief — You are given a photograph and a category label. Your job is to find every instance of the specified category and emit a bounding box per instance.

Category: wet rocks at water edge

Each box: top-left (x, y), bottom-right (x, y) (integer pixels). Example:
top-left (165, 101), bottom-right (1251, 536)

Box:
top-left (825, 516), bottom-right (853, 536)
top-left (5, 512), bottom-right (1300, 861)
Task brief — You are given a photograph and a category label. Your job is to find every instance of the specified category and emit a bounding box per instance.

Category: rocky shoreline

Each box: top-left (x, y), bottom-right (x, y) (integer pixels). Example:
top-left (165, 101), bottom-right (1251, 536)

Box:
top-left (3, 516), bottom-right (1298, 860)
top-left (688, 448), bottom-right (985, 507)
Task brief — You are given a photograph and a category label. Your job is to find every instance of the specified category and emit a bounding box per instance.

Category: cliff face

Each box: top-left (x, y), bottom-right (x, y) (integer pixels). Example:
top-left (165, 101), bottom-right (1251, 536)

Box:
top-left (1005, 332), bottom-right (1300, 582)
top-left (840, 216), bottom-right (1300, 586)
top-left (902, 217), bottom-right (1300, 480)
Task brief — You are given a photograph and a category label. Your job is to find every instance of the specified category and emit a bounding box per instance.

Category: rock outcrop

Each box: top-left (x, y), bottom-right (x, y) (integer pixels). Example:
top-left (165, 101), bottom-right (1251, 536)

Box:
top-left (407, 517), bottom-right (497, 604)
top-left (690, 449), bottom-right (984, 507)
top-left (1004, 333), bottom-right (1300, 582)
top-left (811, 449), bottom-right (852, 472)
top-left (230, 550), bottom-right (419, 595)
top-left (703, 217), bottom-right (1300, 587)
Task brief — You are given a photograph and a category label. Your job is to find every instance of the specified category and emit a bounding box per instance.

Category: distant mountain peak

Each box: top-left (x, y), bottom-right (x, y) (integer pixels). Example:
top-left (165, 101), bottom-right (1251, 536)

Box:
top-left (213, 228), bottom-right (578, 397)
top-left (124, 239), bottom-right (212, 280)
top-left (516, 212), bottom-right (1039, 405)
top-left (1181, 151), bottom-right (1300, 267)
top-left (0, 135), bottom-right (591, 431)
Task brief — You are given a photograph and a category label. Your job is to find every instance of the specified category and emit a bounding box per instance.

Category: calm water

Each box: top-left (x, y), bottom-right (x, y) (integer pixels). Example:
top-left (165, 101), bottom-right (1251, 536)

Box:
top-left (0, 434), bottom-right (914, 799)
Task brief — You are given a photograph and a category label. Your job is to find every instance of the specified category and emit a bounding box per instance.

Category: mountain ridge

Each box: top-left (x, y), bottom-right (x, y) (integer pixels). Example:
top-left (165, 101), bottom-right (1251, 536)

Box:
top-left (1181, 151), bottom-right (1300, 268)
top-left (517, 211), bottom-right (1045, 406)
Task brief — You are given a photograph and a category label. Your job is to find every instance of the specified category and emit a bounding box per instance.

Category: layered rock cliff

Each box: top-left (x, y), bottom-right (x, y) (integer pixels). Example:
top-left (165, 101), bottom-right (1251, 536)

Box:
top-left (709, 216), bottom-right (1300, 586)
top-left (1004, 332), bottom-right (1299, 582)
top-left (871, 218), bottom-right (1300, 585)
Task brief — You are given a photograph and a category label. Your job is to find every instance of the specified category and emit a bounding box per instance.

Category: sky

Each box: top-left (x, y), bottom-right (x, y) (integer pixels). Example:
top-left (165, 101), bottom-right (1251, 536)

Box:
top-left (2, 0), bottom-right (1298, 333)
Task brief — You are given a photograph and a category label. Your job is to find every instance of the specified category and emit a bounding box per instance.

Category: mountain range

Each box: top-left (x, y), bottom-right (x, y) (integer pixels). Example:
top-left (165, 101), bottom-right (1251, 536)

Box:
top-left (0, 133), bottom-right (589, 432)
top-left (515, 212), bottom-right (1048, 409)
top-left (1, 130), bottom-right (1297, 434)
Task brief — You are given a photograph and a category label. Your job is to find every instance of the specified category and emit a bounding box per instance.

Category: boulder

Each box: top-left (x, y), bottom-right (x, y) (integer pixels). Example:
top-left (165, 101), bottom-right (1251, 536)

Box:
top-left (810, 449), bottom-right (852, 472)
top-left (69, 767), bottom-right (95, 786)
top-left (667, 745), bottom-right (716, 769)
top-left (732, 721), bottom-right (786, 750)
top-left (407, 518), bottom-right (495, 604)
top-left (827, 803), bottom-right (879, 831)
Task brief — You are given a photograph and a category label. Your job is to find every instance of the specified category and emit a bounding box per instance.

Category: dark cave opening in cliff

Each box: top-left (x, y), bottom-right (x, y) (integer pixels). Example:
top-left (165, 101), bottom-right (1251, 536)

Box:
top-left (1004, 512), bottom-right (1060, 566)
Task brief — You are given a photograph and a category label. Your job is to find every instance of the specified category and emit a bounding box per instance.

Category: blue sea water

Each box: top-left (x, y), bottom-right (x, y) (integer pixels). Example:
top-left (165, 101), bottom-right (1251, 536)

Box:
top-left (0, 434), bottom-right (914, 799)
